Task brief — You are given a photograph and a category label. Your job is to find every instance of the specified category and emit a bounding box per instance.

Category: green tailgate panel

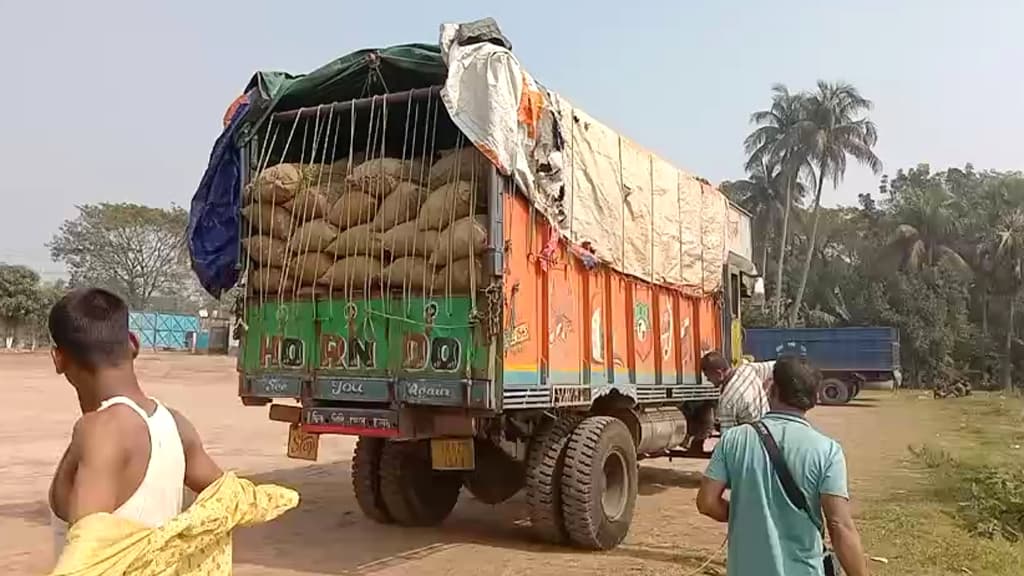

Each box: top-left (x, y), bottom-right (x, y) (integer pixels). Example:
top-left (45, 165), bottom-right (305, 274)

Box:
top-left (242, 301), bottom-right (319, 371)
top-left (241, 296), bottom-right (487, 379)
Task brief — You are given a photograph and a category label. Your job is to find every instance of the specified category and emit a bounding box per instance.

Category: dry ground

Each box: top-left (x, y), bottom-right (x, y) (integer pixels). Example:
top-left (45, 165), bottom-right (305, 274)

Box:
top-left (0, 353), bottom-right (936, 575)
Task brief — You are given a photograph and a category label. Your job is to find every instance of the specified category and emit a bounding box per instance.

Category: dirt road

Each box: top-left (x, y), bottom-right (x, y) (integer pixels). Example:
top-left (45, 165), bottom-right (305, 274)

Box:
top-left (0, 353), bottom-right (920, 575)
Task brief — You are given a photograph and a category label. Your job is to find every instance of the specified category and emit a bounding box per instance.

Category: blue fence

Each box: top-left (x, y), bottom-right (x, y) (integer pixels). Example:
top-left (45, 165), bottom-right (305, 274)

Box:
top-left (129, 312), bottom-right (201, 350)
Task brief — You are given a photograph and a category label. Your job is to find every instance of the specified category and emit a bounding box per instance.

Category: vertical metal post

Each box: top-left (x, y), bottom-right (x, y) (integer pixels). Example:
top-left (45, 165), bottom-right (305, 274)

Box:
top-left (486, 166), bottom-right (506, 411)
top-left (486, 166), bottom-right (505, 277)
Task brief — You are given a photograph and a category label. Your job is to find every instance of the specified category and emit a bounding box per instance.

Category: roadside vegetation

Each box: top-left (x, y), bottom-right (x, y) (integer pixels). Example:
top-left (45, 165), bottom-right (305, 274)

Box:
top-left (858, 393), bottom-right (1024, 575)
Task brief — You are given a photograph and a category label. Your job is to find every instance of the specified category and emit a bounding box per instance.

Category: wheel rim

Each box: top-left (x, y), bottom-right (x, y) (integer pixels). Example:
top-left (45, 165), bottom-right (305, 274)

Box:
top-left (601, 449), bottom-right (629, 522)
top-left (824, 384), bottom-right (840, 400)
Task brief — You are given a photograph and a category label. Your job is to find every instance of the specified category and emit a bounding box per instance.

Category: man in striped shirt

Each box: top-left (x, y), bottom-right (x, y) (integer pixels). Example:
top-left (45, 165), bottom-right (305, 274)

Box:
top-left (701, 351), bottom-right (773, 431)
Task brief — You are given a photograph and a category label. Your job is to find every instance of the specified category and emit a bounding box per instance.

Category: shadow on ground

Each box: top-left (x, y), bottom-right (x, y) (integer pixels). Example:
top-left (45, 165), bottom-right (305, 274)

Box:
top-left (235, 459), bottom-right (711, 573)
top-left (235, 461), bottom-right (540, 574)
top-left (0, 460), bottom-right (714, 574)
top-left (637, 466), bottom-right (703, 496)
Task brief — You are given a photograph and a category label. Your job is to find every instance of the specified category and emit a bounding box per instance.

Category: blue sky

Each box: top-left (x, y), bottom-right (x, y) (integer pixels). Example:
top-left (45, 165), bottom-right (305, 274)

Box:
top-left (2, 1), bottom-right (1022, 278)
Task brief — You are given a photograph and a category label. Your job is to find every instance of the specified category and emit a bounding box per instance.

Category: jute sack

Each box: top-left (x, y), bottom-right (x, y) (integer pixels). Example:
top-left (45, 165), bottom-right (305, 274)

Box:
top-left (295, 285), bottom-right (325, 299)
top-left (380, 221), bottom-right (438, 258)
top-left (432, 215), bottom-right (487, 264)
top-left (287, 220), bottom-right (340, 254)
top-left (319, 256), bottom-right (382, 287)
top-left (326, 223), bottom-right (382, 257)
top-left (383, 257), bottom-right (433, 290)
top-left (288, 187), bottom-right (332, 222)
top-left (433, 258), bottom-right (484, 293)
top-left (428, 147), bottom-right (491, 188)
top-left (241, 203), bottom-right (293, 239)
top-left (327, 192), bottom-right (378, 229)
top-left (248, 267), bottom-right (285, 293)
top-left (301, 161), bottom-right (352, 186)
top-left (289, 252), bottom-right (334, 285)
top-left (250, 163), bottom-right (304, 204)
top-left (417, 181), bottom-right (477, 231)
top-left (347, 157), bottom-right (428, 196)
top-left (310, 153), bottom-right (366, 182)
top-left (373, 181), bottom-right (426, 230)
top-left (242, 235), bottom-right (289, 267)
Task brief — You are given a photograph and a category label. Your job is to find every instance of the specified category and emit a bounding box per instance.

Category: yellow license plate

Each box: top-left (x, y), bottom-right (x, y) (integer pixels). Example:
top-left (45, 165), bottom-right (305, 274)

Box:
top-left (287, 424), bottom-right (320, 461)
top-left (430, 438), bottom-right (475, 470)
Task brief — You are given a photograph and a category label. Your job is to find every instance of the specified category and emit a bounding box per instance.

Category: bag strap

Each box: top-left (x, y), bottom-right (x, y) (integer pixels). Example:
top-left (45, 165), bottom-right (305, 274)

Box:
top-left (750, 420), bottom-right (824, 535)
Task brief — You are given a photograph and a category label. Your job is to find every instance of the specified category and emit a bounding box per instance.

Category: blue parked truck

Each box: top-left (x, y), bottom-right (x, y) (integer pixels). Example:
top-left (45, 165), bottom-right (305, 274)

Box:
top-left (743, 327), bottom-right (901, 404)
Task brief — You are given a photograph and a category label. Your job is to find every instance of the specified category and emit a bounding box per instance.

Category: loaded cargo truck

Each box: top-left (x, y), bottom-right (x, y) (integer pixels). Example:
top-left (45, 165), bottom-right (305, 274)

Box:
top-left (743, 327), bottom-right (901, 404)
top-left (188, 19), bottom-right (759, 550)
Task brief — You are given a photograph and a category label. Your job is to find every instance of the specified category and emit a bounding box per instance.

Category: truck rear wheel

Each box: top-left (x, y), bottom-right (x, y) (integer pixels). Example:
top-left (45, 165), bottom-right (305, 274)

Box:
top-left (560, 416), bottom-right (638, 550)
top-left (820, 379), bottom-right (850, 405)
top-left (525, 416), bottom-right (580, 544)
top-left (351, 436), bottom-right (391, 523)
top-left (379, 440), bottom-right (461, 526)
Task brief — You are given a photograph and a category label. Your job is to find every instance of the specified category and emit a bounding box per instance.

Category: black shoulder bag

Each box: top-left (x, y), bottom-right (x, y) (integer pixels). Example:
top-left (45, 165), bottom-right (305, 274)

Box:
top-left (750, 420), bottom-right (842, 576)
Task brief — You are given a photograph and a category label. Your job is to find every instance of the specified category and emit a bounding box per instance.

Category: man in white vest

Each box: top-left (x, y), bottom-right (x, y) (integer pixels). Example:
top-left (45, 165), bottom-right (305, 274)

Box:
top-left (47, 288), bottom-right (224, 560)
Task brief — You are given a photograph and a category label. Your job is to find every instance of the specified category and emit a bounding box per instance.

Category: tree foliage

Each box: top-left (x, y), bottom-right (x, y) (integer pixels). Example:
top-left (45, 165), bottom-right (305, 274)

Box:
top-left (740, 157), bottom-right (1024, 388)
top-left (0, 265), bottom-right (66, 346)
top-left (48, 203), bottom-right (188, 309)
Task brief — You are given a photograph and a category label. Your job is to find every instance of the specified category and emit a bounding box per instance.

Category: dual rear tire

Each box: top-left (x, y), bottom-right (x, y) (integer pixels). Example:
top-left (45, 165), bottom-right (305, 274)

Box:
top-left (525, 416), bottom-right (638, 550)
top-left (352, 437), bottom-right (462, 527)
top-left (352, 415), bottom-right (640, 551)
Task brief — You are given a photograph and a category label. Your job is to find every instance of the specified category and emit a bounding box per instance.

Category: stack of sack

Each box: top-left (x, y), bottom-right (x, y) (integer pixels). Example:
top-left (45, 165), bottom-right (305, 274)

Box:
top-left (241, 146), bottom-right (491, 298)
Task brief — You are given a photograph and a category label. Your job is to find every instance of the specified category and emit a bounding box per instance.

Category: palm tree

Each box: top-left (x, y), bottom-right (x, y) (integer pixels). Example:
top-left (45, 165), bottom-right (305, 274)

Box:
top-left (743, 85), bottom-right (811, 322)
top-left (788, 81), bottom-right (882, 326)
top-left (987, 209), bottom-right (1024, 390)
top-left (722, 161), bottom-right (785, 291)
top-left (881, 183), bottom-right (971, 275)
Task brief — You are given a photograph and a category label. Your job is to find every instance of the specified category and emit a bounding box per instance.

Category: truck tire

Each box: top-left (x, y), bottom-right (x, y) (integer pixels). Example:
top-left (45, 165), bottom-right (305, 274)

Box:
top-left (819, 379), bottom-right (850, 405)
top-left (379, 440), bottom-right (461, 526)
top-left (351, 436), bottom-right (391, 523)
top-left (525, 416), bottom-right (580, 544)
top-left (560, 416), bottom-right (638, 550)
top-left (849, 381), bottom-right (862, 399)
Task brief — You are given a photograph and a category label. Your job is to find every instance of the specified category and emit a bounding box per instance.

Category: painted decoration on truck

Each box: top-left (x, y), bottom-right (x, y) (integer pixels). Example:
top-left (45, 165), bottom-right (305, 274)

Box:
top-left (634, 300), bottom-right (652, 362)
top-left (590, 298), bottom-right (604, 364)
top-left (243, 302), bottom-right (317, 371)
top-left (242, 297), bottom-right (483, 379)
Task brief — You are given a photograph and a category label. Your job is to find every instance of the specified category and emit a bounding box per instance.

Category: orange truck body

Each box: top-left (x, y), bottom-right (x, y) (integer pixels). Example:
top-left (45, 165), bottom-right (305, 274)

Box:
top-left (501, 191), bottom-right (722, 407)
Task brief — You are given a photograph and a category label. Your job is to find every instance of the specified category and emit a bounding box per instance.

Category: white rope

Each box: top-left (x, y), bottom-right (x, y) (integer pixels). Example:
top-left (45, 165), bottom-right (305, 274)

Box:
top-left (679, 538), bottom-right (727, 576)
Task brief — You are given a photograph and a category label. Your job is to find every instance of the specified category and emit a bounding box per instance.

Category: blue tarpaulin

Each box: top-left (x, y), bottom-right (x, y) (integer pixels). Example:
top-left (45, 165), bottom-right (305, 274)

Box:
top-left (187, 97), bottom-right (250, 297)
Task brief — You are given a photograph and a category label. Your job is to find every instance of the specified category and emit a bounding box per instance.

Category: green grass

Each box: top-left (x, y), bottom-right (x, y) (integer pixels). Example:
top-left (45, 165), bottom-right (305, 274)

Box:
top-left (859, 393), bottom-right (1024, 575)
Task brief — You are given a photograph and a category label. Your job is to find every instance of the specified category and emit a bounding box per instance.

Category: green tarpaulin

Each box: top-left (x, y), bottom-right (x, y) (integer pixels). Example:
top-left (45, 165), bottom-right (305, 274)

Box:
top-left (239, 44), bottom-right (446, 142)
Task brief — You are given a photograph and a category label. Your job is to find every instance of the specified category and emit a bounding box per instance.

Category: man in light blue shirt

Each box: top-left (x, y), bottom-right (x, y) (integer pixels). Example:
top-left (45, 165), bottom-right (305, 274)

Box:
top-left (696, 357), bottom-right (868, 576)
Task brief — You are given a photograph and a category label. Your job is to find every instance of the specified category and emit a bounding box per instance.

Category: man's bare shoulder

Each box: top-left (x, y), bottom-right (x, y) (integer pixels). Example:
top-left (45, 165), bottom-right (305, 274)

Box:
top-left (72, 406), bottom-right (146, 457)
top-left (165, 405), bottom-right (202, 447)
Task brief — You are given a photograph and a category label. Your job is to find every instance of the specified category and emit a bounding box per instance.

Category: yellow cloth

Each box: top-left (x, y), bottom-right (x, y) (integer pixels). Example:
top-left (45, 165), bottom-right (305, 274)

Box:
top-left (50, 473), bottom-right (299, 576)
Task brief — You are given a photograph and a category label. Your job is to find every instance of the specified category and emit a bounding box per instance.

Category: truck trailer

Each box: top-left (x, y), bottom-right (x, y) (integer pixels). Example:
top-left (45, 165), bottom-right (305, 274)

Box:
top-left (188, 19), bottom-right (758, 550)
top-left (744, 326), bottom-right (901, 404)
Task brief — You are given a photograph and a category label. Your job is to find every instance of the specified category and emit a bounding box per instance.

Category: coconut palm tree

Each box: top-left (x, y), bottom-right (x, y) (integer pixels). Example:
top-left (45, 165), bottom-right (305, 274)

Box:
top-left (881, 183), bottom-right (971, 275)
top-left (788, 81), bottom-right (882, 326)
top-left (743, 85), bottom-right (811, 322)
top-left (987, 209), bottom-right (1024, 390)
top-left (722, 161), bottom-right (784, 284)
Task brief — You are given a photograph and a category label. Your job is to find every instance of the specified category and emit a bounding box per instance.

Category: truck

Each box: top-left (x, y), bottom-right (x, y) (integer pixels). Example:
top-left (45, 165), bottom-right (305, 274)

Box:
top-left (188, 19), bottom-right (759, 550)
top-left (743, 327), bottom-right (901, 404)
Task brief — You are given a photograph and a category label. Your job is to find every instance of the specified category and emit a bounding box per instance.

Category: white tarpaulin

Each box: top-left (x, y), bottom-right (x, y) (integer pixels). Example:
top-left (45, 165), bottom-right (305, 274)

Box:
top-left (701, 183), bottom-right (727, 294)
top-left (678, 173), bottom-right (705, 290)
top-left (726, 204), bottom-right (753, 263)
top-left (439, 20), bottom-right (742, 296)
